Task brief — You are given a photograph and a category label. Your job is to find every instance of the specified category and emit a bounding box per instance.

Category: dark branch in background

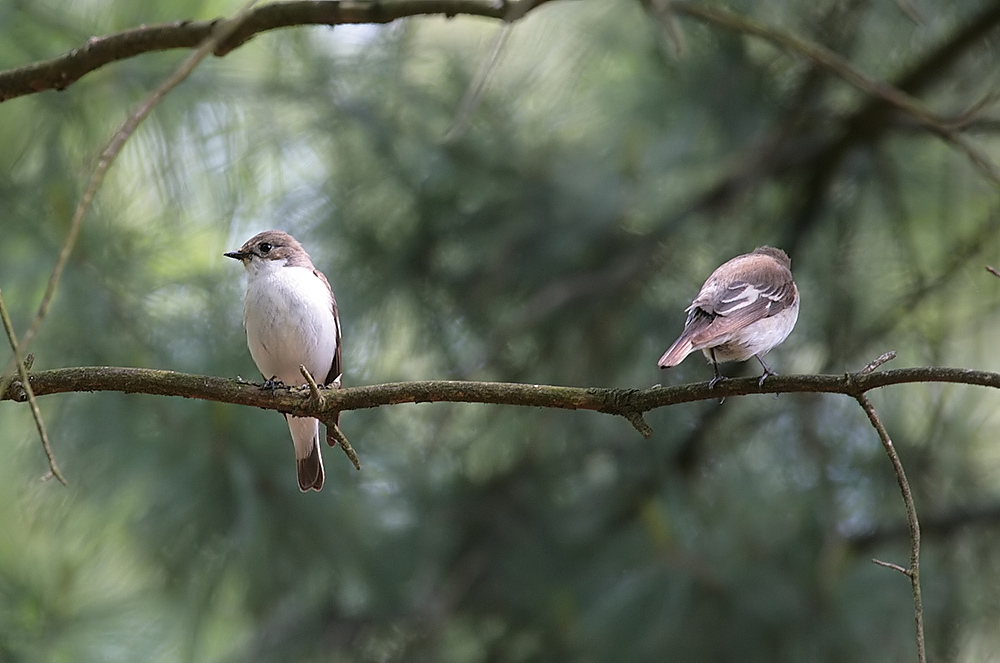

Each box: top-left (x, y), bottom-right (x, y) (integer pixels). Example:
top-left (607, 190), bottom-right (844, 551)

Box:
top-left (0, 0), bottom-right (556, 102)
top-left (670, 1), bottom-right (1000, 185)
top-left (784, 0), bottom-right (1000, 247)
top-left (502, 1), bottom-right (1000, 340)
top-left (847, 502), bottom-right (1000, 550)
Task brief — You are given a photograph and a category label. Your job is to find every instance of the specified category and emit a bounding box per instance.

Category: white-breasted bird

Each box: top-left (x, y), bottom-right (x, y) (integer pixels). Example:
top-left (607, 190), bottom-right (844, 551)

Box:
top-left (226, 230), bottom-right (342, 491)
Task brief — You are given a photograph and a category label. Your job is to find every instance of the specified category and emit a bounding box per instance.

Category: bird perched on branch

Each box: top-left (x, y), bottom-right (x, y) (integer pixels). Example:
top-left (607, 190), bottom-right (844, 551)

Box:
top-left (657, 246), bottom-right (799, 387)
top-left (226, 230), bottom-right (342, 492)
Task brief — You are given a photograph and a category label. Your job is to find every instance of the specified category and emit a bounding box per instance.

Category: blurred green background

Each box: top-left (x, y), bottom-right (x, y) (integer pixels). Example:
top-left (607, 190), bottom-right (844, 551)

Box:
top-left (3, 0), bottom-right (1000, 660)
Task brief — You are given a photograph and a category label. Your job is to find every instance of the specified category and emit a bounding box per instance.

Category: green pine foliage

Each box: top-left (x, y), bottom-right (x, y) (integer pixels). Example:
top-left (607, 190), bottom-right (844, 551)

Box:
top-left (2, 1), bottom-right (1000, 660)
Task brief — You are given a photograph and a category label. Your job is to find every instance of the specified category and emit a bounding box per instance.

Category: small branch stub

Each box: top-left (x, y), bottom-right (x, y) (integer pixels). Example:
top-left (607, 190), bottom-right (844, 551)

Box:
top-left (625, 411), bottom-right (654, 439)
top-left (872, 557), bottom-right (913, 577)
top-left (299, 364), bottom-right (325, 408)
top-left (328, 423), bottom-right (361, 471)
top-left (861, 350), bottom-right (898, 375)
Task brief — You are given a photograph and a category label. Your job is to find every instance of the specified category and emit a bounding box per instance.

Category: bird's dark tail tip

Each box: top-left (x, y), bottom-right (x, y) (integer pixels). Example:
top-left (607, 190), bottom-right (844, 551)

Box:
top-left (297, 440), bottom-right (325, 492)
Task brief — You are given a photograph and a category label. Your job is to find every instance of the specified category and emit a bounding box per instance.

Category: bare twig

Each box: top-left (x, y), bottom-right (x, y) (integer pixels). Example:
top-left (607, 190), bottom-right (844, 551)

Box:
top-left (298, 364), bottom-right (325, 408)
top-left (855, 393), bottom-right (925, 663)
top-left (860, 350), bottom-right (898, 375)
top-left (444, 0), bottom-right (550, 140)
top-left (872, 558), bottom-right (912, 576)
top-left (0, 290), bottom-right (66, 485)
top-left (987, 265), bottom-right (1000, 278)
top-left (299, 365), bottom-right (357, 468)
top-left (444, 22), bottom-right (512, 141)
top-left (327, 422), bottom-right (361, 471)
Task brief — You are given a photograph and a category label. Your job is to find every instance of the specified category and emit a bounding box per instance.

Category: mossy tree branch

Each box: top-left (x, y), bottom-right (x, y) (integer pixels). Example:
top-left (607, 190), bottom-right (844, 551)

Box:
top-left (3, 364), bottom-right (999, 432)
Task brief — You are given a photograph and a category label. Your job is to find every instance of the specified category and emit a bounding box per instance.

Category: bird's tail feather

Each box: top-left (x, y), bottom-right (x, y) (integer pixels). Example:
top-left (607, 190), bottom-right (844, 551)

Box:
top-left (288, 415), bottom-right (325, 492)
top-left (297, 438), bottom-right (324, 492)
top-left (658, 337), bottom-right (694, 368)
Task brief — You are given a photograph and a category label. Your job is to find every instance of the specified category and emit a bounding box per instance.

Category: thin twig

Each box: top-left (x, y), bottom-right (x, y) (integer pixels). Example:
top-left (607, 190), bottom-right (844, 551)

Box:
top-left (987, 265), bottom-right (1000, 278)
top-left (444, 23), bottom-right (512, 141)
top-left (855, 393), bottom-right (925, 663)
top-left (298, 364), bottom-right (357, 468)
top-left (0, 290), bottom-right (66, 485)
top-left (327, 422), bottom-right (361, 471)
top-left (445, 0), bottom-right (542, 141)
top-left (872, 558), bottom-right (912, 576)
top-left (299, 364), bottom-right (325, 408)
top-left (643, 0), bottom-right (688, 57)
top-left (0, 0), bottom-right (263, 389)
top-left (860, 350), bottom-right (898, 375)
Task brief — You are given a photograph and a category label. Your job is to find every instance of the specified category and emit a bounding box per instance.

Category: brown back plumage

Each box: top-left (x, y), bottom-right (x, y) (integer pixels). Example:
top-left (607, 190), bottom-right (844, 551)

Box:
top-left (658, 246), bottom-right (797, 367)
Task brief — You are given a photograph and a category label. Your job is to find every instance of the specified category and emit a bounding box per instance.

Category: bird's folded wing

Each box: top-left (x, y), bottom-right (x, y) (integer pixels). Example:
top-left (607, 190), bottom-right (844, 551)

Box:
top-left (314, 269), bottom-right (343, 435)
top-left (687, 279), bottom-right (795, 349)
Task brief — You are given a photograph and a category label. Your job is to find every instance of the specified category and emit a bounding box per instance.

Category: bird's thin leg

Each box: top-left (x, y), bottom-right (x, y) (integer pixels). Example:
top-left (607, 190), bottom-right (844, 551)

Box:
top-left (755, 354), bottom-right (777, 387)
top-left (708, 349), bottom-right (727, 389)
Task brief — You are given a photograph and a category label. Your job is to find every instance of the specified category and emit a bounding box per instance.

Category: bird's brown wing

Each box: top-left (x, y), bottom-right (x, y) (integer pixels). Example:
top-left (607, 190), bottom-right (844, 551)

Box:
top-left (687, 278), bottom-right (795, 349)
top-left (314, 268), bottom-right (343, 436)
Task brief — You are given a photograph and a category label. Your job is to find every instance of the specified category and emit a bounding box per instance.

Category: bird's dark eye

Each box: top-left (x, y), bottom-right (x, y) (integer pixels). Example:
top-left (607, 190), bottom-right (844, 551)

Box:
top-left (259, 242), bottom-right (272, 254)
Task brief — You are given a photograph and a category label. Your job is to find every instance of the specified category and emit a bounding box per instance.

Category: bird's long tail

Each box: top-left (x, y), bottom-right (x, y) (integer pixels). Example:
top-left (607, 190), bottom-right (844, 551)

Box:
top-left (658, 336), bottom-right (695, 368)
top-left (288, 415), bottom-right (325, 492)
top-left (296, 440), bottom-right (324, 492)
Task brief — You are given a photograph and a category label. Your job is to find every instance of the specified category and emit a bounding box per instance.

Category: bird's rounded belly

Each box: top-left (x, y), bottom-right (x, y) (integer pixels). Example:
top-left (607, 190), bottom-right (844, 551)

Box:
top-left (245, 295), bottom-right (336, 385)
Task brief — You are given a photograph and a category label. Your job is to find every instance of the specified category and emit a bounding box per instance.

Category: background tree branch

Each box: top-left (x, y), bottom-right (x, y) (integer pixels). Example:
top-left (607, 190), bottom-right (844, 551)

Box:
top-left (0, 0), bottom-right (556, 102)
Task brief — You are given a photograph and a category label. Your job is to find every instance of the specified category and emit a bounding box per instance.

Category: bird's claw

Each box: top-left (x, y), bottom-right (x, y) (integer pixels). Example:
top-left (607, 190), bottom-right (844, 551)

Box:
top-left (261, 376), bottom-right (286, 394)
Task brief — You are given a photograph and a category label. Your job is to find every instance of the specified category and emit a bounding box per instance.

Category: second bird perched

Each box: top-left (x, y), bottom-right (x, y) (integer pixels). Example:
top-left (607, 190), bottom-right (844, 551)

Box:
top-left (226, 230), bottom-right (343, 492)
top-left (657, 246), bottom-right (799, 386)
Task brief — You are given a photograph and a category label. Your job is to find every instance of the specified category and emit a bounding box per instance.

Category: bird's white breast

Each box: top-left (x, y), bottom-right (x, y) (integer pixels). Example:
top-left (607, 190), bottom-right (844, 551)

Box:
top-left (242, 260), bottom-right (338, 386)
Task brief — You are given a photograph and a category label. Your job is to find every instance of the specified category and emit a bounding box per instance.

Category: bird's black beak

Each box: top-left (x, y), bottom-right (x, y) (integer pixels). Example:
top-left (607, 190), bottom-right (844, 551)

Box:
top-left (224, 250), bottom-right (247, 261)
